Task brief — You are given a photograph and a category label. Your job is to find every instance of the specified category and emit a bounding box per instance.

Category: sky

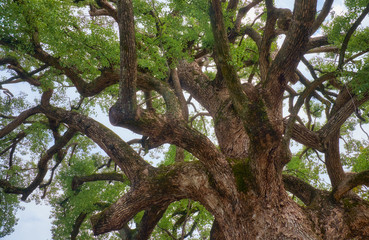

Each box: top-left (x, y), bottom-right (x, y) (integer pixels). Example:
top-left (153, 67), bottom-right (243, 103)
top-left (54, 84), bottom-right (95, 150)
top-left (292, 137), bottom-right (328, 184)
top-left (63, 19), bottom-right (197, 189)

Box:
top-left (0, 0), bottom-right (361, 239)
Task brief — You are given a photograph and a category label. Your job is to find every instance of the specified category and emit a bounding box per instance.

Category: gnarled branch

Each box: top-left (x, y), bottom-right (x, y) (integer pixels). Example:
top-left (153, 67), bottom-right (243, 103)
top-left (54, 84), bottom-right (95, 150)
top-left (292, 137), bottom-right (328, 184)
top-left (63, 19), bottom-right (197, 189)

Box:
top-left (333, 170), bottom-right (369, 201)
top-left (282, 174), bottom-right (321, 206)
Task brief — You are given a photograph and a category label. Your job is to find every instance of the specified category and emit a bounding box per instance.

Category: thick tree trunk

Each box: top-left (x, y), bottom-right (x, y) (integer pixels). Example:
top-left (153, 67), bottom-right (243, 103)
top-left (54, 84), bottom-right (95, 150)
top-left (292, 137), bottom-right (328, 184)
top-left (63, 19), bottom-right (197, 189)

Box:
top-left (210, 196), bottom-right (318, 239)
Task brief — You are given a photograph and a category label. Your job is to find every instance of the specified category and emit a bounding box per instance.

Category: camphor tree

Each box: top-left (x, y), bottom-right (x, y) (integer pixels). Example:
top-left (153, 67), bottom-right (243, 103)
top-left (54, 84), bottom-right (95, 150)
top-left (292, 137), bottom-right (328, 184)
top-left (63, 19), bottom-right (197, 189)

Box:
top-left (2, 0), bottom-right (369, 239)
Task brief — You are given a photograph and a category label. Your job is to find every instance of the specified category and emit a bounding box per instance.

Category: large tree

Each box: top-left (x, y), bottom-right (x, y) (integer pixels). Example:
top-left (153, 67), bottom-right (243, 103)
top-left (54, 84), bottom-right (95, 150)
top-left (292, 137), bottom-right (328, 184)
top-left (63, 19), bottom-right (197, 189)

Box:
top-left (1, 0), bottom-right (369, 239)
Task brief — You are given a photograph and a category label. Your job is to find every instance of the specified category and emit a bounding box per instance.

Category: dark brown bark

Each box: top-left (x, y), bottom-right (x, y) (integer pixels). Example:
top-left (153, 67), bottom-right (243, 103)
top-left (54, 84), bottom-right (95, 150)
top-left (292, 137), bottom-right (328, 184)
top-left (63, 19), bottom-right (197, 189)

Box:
top-left (71, 173), bottom-right (126, 191)
top-left (71, 212), bottom-right (88, 240)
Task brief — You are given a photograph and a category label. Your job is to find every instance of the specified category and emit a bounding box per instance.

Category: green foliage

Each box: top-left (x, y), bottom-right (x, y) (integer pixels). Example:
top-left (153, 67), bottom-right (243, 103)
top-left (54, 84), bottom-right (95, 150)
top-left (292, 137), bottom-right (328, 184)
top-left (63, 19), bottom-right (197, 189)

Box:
top-left (0, 189), bottom-right (21, 237)
top-left (49, 146), bottom-right (128, 239)
top-left (151, 199), bottom-right (213, 240)
top-left (285, 152), bottom-right (328, 190)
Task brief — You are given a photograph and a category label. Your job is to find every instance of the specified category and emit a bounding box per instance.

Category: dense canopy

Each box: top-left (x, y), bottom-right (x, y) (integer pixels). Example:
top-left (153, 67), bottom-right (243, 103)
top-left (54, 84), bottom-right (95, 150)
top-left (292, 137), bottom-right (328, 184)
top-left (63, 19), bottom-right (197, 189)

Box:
top-left (1, 0), bottom-right (369, 239)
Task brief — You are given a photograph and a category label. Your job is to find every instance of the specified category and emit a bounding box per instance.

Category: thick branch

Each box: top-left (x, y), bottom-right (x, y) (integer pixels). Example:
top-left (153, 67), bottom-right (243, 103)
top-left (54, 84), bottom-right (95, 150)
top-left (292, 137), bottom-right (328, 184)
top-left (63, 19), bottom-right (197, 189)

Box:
top-left (135, 202), bottom-right (170, 240)
top-left (114, 0), bottom-right (138, 120)
top-left (283, 119), bottom-right (324, 152)
top-left (0, 179), bottom-right (24, 194)
top-left (71, 212), bottom-right (88, 240)
top-left (319, 94), bottom-right (369, 141)
top-left (0, 106), bottom-right (41, 138)
top-left (91, 161), bottom-right (226, 235)
top-left (311, 0), bottom-right (334, 33)
top-left (90, 169), bottom-right (170, 235)
top-left (282, 174), bottom-right (321, 206)
top-left (267, 0), bottom-right (316, 92)
top-left (91, 0), bottom-right (118, 21)
top-left (333, 170), bottom-right (369, 201)
top-left (306, 35), bottom-right (330, 50)
top-left (234, 0), bottom-right (262, 32)
top-left (71, 173), bottom-right (126, 190)
top-left (40, 103), bottom-right (151, 182)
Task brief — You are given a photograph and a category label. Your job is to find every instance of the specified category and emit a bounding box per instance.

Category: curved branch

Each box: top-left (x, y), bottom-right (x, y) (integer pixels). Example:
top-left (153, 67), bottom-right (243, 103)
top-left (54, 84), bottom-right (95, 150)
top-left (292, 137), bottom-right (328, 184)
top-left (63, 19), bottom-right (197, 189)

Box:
top-left (90, 161), bottom-right (222, 236)
top-left (311, 0), bottom-right (334, 34)
top-left (0, 106), bottom-right (41, 138)
top-left (91, 0), bottom-right (118, 21)
top-left (285, 72), bottom-right (336, 142)
top-left (319, 93), bottom-right (369, 141)
top-left (71, 173), bottom-right (126, 190)
top-left (21, 128), bottom-right (76, 200)
top-left (1, 35), bottom-right (120, 97)
top-left (0, 129), bottom-right (76, 200)
top-left (71, 212), bottom-right (88, 240)
top-left (135, 202), bottom-right (170, 240)
top-left (2, 58), bottom-right (46, 86)
top-left (282, 174), bottom-right (321, 206)
top-left (40, 103), bottom-right (152, 182)
top-left (234, 0), bottom-right (263, 32)
top-left (333, 170), bottom-right (369, 201)
top-left (338, 3), bottom-right (369, 69)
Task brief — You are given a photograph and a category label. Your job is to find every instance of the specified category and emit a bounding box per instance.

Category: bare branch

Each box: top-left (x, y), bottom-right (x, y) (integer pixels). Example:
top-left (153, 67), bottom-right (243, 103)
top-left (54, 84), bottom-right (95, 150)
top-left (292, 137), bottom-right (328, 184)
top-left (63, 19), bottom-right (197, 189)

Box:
top-left (285, 72), bottom-right (335, 143)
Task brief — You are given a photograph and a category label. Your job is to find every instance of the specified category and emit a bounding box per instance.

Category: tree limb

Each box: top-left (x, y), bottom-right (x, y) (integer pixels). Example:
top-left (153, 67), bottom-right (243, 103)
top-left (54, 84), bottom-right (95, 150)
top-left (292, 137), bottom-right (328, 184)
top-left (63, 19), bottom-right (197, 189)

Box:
top-left (0, 106), bottom-right (41, 138)
top-left (71, 173), bottom-right (126, 190)
top-left (234, 0), bottom-right (262, 32)
top-left (282, 174), bottom-right (321, 206)
top-left (311, 0), bottom-right (334, 34)
top-left (338, 3), bottom-right (369, 69)
top-left (319, 93), bottom-right (369, 141)
top-left (21, 128), bottom-right (76, 200)
top-left (285, 72), bottom-right (336, 142)
top-left (40, 102), bottom-right (152, 183)
top-left (91, 0), bottom-right (118, 21)
top-left (91, 161), bottom-right (223, 236)
top-left (135, 202), bottom-right (170, 240)
top-left (110, 0), bottom-right (138, 122)
top-left (71, 212), bottom-right (88, 240)
top-left (283, 119), bottom-right (324, 152)
top-left (333, 170), bottom-right (369, 201)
